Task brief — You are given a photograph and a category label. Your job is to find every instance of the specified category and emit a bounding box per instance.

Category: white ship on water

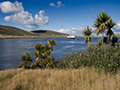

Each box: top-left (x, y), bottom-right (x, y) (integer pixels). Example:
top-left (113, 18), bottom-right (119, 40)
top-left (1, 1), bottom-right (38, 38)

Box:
top-left (67, 35), bottom-right (75, 39)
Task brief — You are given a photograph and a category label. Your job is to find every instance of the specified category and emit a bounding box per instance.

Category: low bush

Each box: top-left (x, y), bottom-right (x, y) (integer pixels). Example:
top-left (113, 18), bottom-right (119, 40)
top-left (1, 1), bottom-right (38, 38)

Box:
top-left (57, 45), bottom-right (120, 74)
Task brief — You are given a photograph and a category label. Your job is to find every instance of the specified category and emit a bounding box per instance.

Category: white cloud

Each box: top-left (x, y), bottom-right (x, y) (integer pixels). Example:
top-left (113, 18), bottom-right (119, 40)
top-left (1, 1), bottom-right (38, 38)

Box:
top-left (4, 16), bottom-right (11, 21)
top-left (56, 22), bottom-right (120, 36)
top-left (55, 27), bottom-right (84, 36)
top-left (49, 3), bottom-right (55, 7)
top-left (25, 25), bottom-right (39, 30)
top-left (0, 1), bottom-right (23, 13)
top-left (72, 31), bottom-right (76, 34)
top-left (49, 1), bottom-right (65, 8)
top-left (35, 10), bottom-right (49, 26)
top-left (4, 10), bottom-right (49, 30)
top-left (116, 21), bottom-right (120, 29)
top-left (1, 1), bottom-right (49, 30)
top-left (55, 26), bottom-right (98, 36)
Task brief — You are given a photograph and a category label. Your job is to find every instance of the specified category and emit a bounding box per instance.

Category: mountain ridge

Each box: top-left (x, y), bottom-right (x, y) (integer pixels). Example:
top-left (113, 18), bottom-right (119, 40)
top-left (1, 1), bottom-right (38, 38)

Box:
top-left (0, 25), bottom-right (68, 38)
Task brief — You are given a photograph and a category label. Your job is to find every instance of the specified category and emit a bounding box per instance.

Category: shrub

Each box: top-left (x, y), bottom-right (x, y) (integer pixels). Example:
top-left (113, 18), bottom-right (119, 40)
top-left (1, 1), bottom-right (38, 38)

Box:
top-left (18, 39), bottom-right (56, 69)
top-left (57, 45), bottom-right (120, 74)
top-left (111, 36), bottom-right (118, 46)
top-left (18, 52), bottom-right (32, 69)
top-left (33, 39), bottom-right (56, 69)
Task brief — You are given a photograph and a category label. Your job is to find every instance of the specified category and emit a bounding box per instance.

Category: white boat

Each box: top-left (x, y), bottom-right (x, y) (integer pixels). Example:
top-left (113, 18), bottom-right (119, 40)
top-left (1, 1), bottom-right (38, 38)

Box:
top-left (67, 35), bottom-right (75, 39)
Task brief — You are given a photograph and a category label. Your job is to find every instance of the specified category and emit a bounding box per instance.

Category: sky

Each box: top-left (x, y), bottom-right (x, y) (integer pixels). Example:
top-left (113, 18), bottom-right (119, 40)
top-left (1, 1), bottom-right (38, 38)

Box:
top-left (0, 0), bottom-right (120, 36)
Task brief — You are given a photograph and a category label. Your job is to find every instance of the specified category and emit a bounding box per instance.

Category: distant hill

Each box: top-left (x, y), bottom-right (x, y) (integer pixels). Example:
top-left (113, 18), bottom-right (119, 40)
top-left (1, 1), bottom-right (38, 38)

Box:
top-left (0, 25), bottom-right (68, 38)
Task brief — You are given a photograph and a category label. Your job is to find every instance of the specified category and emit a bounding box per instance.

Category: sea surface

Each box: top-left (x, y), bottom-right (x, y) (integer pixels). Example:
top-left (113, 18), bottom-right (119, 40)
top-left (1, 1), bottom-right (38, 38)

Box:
top-left (0, 37), bottom-right (118, 70)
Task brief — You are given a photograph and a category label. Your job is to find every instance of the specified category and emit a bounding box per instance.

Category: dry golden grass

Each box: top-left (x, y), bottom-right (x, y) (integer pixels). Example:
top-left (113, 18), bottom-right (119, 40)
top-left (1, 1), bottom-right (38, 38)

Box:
top-left (0, 67), bottom-right (120, 90)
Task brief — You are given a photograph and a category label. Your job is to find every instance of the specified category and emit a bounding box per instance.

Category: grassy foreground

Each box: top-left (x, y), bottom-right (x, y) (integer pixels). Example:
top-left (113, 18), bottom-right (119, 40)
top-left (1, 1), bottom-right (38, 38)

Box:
top-left (0, 67), bottom-right (120, 90)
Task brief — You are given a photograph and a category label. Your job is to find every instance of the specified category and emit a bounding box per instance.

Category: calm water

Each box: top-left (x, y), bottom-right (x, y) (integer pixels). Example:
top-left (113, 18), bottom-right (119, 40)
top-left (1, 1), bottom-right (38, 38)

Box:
top-left (0, 37), bottom-right (112, 70)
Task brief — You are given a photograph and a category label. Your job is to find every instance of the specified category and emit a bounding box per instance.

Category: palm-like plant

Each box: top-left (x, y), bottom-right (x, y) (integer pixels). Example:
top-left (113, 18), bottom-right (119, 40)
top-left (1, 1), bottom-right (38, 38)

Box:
top-left (21, 52), bottom-right (32, 69)
top-left (48, 39), bottom-right (56, 50)
top-left (107, 18), bottom-right (116, 44)
top-left (34, 42), bottom-right (44, 51)
top-left (34, 39), bottom-right (56, 67)
top-left (34, 42), bottom-right (44, 61)
top-left (82, 26), bottom-right (93, 43)
top-left (42, 44), bottom-right (51, 57)
top-left (94, 10), bottom-right (110, 46)
top-left (94, 18), bottom-right (102, 40)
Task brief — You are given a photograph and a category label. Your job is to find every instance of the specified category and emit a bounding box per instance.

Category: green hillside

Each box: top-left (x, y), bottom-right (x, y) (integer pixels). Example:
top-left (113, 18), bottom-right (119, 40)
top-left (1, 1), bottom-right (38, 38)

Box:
top-left (0, 25), bottom-right (68, 38)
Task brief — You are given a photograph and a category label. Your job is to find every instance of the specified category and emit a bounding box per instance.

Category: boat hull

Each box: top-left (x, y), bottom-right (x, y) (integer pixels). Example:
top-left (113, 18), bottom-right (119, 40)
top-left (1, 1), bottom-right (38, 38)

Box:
top-left (67, 35), bottom-right (75, 39)
top-left (67, 37), bottom-right (75, 39)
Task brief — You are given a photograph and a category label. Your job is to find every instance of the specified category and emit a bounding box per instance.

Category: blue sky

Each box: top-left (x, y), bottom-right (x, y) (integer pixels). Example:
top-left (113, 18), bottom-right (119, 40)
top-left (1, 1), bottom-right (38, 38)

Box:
top-left (0, 0), bottom-right (120, 36)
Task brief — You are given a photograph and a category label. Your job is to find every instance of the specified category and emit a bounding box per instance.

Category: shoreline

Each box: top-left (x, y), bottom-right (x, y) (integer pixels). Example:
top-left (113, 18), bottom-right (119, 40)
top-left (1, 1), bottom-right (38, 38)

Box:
top-left (0, 35), bottom-right (68, 39)
top-left (0, 35), bottom-right (119, 39)
top-left (0, 35), bottom-right (84, 39)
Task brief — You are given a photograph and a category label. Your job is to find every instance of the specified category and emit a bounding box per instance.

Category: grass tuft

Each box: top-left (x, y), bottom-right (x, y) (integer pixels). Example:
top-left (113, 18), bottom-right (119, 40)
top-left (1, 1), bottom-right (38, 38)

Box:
top-left (0, 68), bottom-right (120, 90)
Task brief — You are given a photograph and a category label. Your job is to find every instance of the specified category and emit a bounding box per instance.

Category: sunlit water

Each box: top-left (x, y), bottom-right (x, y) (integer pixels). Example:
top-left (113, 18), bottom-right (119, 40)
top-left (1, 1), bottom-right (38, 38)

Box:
top-left (0, 37), bottom-right (119, 70)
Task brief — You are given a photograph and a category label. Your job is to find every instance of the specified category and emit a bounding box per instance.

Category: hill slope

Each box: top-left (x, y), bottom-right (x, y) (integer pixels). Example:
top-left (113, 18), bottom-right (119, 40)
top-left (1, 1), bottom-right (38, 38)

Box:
top-left (0, 25), bottom-right (68, 38)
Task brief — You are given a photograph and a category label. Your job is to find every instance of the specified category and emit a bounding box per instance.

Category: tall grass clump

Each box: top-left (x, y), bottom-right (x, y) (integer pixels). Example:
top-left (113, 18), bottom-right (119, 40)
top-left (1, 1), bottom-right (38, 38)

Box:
top-left (1, 68), bottom-right (120, 90)
top-left (57, 44), bottom-right (120, 74)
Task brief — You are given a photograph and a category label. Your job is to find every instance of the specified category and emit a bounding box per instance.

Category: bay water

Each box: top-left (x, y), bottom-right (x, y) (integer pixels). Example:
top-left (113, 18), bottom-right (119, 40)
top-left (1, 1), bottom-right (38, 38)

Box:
top-left (0, 37), bottom-right (108, 70)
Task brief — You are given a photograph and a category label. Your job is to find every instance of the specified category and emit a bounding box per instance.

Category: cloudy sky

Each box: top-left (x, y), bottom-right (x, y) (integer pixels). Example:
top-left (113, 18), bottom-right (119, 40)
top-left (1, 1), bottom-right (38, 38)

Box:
top-left (0, 0), bottom-right (120, 36)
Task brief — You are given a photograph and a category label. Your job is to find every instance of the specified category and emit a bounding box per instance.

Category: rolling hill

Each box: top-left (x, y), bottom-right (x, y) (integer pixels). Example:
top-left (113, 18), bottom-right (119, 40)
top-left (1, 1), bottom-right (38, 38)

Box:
top-left (0, 25), bottom-right (68, 38)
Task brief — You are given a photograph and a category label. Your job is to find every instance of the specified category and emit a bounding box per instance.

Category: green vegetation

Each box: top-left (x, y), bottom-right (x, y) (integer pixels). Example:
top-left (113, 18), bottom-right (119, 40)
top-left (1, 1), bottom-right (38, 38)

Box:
top-left (107, 18), bottom-right (116, 43)
top-left (82, 26), bottom-right (93, 43)
top-left (56, 11), bottom-right (119, 74)
top-left (0, 25), bottom-right (68, 38)
top-left (18, 52), bottom-right (32, 69)
top-left (18, 39), bottom-right (56, 69)
top-left (17, 39), bottom-right (120, 74)
top-left (1, 10), bottom-right (120, 90)
top-left (94, 10), bottom-right (116, 45)
top-left (57, 44), bottom-right (120, 74)
top-left (17, 11), bottom-right (119, 74)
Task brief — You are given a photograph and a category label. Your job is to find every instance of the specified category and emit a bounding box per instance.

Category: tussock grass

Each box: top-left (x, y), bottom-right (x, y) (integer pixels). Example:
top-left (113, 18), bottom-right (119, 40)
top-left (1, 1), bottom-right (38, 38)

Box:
top-left (0, 67), bottom-right (120, 90)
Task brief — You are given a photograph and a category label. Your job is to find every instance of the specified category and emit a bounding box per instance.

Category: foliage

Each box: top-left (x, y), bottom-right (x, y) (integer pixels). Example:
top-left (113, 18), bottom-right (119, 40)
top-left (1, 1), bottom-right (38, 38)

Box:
top-left (111, 36), bottom-right (118, 46)
top-left (34, 42), bottom-right (44, 62)
top-left (48, 39), bottom-right (56, 50)
top-left (82, 26), bottom-right (92, 36)
top-left (18, 39), bottom-right (56, 69)
top-left (82, 26), bottom-right (93, 43)
top-left (84, 36), bottom-right (91, 43)
top-left (94, 11), bottom-right (116, 45)
top-left (38, 55), bottom-right (57, 69)
top-left (94, 39), bottom-right (102, 48)
top-left (57, 45), bottom-right (120, 74)
top-left (18, 52), bottom-right (32, 69)
top-left (18, 64), bottom-right (24, 68)
top-left (103, 37), bottom-right (109, 44)
top-left (87, 42), bottom-right (93, 49)
top-left (94, 10), bottom-right (111, 45)
top-left (107, 18), bottom-right (116, 43)
top-left (33, 39), bottom-right (56, 69)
